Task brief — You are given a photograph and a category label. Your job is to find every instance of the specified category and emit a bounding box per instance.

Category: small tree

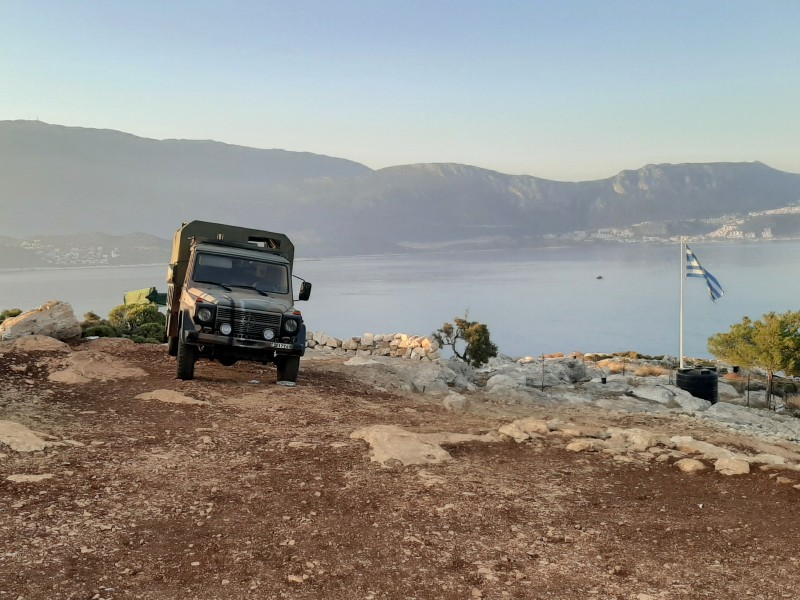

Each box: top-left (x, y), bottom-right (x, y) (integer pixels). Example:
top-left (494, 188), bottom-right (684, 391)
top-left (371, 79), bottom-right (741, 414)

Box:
top-left (708, 311), bottom-right (800, 408)
top-left (433, 312), bottom-right (498, 368)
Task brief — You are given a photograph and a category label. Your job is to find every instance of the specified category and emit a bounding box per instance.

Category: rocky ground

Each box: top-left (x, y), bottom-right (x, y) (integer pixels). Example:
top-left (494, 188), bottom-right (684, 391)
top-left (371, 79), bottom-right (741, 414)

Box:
top-left (2, 337), bottom-right (800, 600)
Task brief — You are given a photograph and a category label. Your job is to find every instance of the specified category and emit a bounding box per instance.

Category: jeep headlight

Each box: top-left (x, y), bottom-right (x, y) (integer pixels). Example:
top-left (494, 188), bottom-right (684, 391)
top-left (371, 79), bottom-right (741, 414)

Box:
top-left (263, 329), bottom-right (275, 340)
top-left (196, 307), bottom-right (213, 323)
top-left (283, 319), bottom-right (298, 333)
top-left (219, 322), bottom-right (232, 335)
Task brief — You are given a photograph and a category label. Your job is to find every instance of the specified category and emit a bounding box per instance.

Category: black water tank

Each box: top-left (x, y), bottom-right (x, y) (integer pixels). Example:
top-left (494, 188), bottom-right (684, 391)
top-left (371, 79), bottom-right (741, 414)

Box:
top-left (676, 368), bottom-right (718, 404)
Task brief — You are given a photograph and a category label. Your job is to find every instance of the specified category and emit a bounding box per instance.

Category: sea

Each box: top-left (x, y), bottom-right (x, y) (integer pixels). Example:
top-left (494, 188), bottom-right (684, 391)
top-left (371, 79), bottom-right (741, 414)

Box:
top-left (1, 241), bottom-right (798, 360)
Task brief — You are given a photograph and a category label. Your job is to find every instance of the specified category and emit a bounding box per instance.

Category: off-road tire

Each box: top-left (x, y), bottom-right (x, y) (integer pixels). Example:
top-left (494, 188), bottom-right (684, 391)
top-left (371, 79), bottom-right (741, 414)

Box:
top-left (276, 355), bottom-right (300, 383)
top-left (167, 314), bottom-right (178, 356)
top-left (177, 340), bottom-right (198, 380)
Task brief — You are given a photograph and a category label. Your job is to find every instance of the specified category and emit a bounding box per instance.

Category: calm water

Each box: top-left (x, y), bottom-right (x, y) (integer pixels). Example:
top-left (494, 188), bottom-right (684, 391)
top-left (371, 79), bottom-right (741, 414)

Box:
top-left (2, 241), bottom-right (798, 359)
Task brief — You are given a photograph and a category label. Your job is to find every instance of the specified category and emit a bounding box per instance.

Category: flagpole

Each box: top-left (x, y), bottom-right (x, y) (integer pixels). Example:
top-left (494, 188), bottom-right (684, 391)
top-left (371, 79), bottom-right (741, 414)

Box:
top-left (679, 237), bottom-right (685, 369)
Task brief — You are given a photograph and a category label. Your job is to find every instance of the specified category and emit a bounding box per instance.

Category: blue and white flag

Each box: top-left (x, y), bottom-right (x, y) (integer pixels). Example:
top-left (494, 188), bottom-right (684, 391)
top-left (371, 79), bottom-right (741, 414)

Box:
top-left (685, 245), bottom-right (724, 302)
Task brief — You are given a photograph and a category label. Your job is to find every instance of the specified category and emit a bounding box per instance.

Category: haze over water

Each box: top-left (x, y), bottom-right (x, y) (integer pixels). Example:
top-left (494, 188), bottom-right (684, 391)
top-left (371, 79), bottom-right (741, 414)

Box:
top-left (2, 241), bottom-right (798, 360)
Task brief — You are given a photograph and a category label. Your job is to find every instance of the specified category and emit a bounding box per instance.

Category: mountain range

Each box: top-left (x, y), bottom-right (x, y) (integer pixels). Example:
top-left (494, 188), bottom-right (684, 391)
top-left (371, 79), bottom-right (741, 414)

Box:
top-left (2, 120), bottom-right (800, 261)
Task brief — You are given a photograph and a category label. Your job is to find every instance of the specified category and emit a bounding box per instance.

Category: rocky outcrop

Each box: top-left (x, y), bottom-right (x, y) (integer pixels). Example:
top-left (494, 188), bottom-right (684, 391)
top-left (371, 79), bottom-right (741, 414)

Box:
top-left (307, 331), bottom-right (441, 362)
top-left (0, 300), bottom-right (81, 341)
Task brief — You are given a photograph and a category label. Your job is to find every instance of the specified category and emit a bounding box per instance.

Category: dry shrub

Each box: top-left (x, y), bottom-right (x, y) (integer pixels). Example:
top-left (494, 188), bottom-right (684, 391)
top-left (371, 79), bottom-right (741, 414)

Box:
top-left (785, 395), bottom-right (800, 410)
top-left (598, 360), bottom-right (625, 374)
top-left (634, 365), bottom-right (668, 377)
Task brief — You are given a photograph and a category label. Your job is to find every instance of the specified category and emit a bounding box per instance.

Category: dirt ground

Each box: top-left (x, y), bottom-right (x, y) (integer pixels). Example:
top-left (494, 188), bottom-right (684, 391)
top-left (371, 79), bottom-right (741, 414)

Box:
top-left (1, 340), bottom-right (800, 600)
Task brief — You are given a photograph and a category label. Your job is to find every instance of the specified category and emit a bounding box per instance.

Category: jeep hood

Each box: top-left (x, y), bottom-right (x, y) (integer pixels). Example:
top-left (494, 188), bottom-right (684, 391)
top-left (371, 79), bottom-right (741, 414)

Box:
top-left (188, 285), bottom-right (294, 313)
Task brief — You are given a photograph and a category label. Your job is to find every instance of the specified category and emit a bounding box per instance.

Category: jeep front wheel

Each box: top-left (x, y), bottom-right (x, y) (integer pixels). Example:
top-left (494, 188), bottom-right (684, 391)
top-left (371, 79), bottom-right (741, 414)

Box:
top-left (276, 355), bottom-right (299, 383)
top-left (177, 340), bottom-right (198, 380)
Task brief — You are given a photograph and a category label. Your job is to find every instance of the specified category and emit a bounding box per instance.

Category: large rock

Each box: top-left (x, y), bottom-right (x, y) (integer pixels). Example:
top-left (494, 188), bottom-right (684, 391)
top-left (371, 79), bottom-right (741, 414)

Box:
top-left (350, 425), bottom-right (494, 466)
top-left (0, 300), bottom-right (81, 341)
top-left (0, 421), bottom-right (48, 452)
top-left (485, 358), bottom-right (588, 392)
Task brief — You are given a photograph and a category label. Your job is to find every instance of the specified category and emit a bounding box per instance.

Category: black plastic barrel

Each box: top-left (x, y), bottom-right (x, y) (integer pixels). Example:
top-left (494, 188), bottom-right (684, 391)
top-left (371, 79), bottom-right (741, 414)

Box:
top-left (676, 368), bottom-right (718, 404)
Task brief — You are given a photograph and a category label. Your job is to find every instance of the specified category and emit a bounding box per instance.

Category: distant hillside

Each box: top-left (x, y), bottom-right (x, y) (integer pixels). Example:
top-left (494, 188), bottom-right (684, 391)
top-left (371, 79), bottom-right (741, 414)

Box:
top-left (0, 121), bottom-right (371, 239)
top-left (0, 232), bottom-right (170, 269)
top-left (2, 121), bottom-right (800, 258)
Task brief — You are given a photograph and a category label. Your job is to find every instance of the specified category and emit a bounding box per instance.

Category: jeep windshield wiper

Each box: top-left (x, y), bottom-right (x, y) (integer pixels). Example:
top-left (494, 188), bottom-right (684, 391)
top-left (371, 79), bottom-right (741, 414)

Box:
top-left (228, 284), bottom-right (274, 297)
top-left (194, 280), bottom-right (232, 291)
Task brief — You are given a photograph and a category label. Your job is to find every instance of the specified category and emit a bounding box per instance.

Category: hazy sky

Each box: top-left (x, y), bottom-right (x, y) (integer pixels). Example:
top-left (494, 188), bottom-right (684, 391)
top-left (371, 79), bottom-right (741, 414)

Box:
top-left (2, 1), bottom-right (798, 181)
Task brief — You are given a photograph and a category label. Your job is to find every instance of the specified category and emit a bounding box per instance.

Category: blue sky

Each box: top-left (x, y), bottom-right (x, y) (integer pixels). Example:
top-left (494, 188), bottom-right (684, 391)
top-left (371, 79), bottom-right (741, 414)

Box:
top-left (1, 0), bottom-right (798, 180)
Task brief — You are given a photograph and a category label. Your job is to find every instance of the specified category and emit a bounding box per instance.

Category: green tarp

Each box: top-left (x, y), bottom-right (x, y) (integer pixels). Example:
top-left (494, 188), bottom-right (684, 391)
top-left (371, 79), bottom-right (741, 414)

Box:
top-left (124, 287), bottom-right (167, 307)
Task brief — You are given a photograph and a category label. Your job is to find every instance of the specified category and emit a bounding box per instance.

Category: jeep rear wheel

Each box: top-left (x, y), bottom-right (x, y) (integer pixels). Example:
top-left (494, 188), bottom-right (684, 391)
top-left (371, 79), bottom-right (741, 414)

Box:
top-left (276, 355), bottom-right (300, 383)
top-left (167, 314), bottom-right (178, 356)
top-left (177, 340), bottom-right (198, 380)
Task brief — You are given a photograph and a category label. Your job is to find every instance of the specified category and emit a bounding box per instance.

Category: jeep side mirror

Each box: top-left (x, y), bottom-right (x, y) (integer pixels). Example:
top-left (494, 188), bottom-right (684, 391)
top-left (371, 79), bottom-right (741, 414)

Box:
top-left (298, 281), bottom-right (312, 301)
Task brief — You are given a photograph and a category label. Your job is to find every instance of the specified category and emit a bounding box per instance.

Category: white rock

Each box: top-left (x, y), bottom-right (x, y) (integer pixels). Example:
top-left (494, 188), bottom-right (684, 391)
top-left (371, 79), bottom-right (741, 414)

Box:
top-left (361, 333), bottom-right (374, 347)
top-left (350, 425), bottom-right (491, 466)
top-left (565, 438), bottom-right (608, 452)
top-left (717, 381), bottom-right (740, 398)
top-left (631, 385), bottom-right (674, 404)
top-left (674, 458), bottom-right (706, 473)
top-left (0, 300), bottom-right (82, 341)
top-left (670, 436), bottom-right (733, 461)
top-left (715, 457), bottom-right (751, 476)
top-left (442, 394), bottom-right (470, 412)
top-left (0, 421), bottom-right (48, 452)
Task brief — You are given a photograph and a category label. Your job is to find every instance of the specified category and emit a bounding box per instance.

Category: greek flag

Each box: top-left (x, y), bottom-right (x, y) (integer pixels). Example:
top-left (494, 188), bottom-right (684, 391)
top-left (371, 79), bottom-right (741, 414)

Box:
top-left (685, 245), bottom-right (724, 302)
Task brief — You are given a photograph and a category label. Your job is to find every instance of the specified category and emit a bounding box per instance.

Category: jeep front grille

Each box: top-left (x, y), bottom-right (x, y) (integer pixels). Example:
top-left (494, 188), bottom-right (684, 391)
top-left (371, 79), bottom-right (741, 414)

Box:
top-left (216, 307), bottom-right (281, 340)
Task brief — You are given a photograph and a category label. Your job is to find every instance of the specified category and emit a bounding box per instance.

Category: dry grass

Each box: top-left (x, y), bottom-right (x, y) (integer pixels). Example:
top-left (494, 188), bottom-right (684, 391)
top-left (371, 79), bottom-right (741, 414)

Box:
top-left (597, 359), bottom-right (625, 374)
top-left (633, 365), bottom-right (668, 377)
top-left (785, 395), bottom-right (800, 410)
top-left (595, 360), bottom-right (668, 377)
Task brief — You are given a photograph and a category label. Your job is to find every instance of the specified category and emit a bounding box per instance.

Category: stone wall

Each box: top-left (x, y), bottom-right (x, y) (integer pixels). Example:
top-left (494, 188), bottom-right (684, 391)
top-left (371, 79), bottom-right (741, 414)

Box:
top-left (307, 331), bottom-right (441, 362)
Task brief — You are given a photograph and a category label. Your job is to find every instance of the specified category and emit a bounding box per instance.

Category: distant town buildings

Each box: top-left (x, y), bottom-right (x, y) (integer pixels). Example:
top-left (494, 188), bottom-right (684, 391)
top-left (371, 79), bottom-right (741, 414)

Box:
top-left (20, 239), bottom-right (121, 265)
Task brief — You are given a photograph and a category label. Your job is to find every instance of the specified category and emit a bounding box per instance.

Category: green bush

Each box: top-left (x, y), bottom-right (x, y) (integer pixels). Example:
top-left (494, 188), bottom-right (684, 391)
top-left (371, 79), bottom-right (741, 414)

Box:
top-left (83, 324), bottom-right (121, 338)
top-left (130, 335), bottom-right (162, 344)
top-left (137, 322), bottom-right (166, 343)
top-left (81, 304), bottom-right (166, 344)
top-left (108, 304), bottom-right (165, 333)
top-left (0, 308), bottom-right (22, 324)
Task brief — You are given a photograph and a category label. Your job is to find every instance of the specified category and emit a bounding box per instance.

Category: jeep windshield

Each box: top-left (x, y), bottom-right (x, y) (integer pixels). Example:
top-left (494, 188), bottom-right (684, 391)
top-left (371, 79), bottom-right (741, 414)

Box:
top-left (192, 252), bottom-right (289, 294)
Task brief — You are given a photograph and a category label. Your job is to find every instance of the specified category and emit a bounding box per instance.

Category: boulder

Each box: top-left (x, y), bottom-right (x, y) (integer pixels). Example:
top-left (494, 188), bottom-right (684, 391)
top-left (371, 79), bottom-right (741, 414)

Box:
top-left (565, 438), bottom-right (609, 452)
top-left (717, 381), bottom-right (740, 399)
top-left (0, 300), bottom-right (82, 341)
top-left (670, 436), bottom-right (733, 461)
top-left (674, 458), bottom-right (706, 473)
top-left (715, 457), bottom-right (751, 476)
top-left (631, 384), bottom-right (674, 405)
top-left (442, 393), bottom-right (470, 412)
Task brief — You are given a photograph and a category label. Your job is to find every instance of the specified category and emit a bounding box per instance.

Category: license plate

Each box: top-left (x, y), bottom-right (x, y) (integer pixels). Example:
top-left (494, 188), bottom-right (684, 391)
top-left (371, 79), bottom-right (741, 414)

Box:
top-left (270, 342), bottom-right (293, 350)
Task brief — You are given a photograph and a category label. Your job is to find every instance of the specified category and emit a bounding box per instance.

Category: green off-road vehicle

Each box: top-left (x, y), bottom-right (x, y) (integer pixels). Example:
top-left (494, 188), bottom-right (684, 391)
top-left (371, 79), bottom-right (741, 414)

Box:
top-left (166, 221), bottom-right (311, 382)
